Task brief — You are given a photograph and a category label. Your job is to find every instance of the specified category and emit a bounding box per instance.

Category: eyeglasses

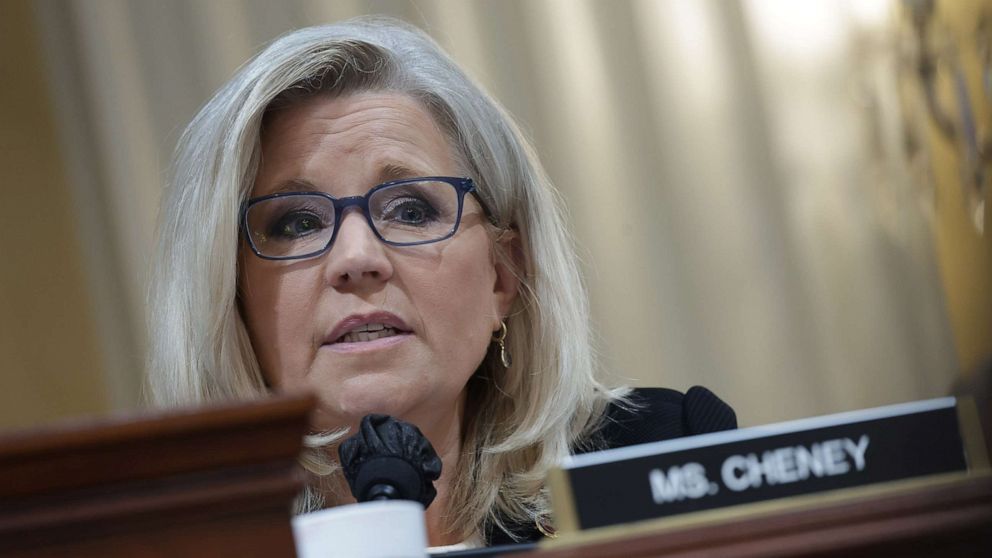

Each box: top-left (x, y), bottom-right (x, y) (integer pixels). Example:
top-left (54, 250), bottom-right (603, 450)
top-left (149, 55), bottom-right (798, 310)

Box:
top-left (241, 176), bottom-right (477, 260)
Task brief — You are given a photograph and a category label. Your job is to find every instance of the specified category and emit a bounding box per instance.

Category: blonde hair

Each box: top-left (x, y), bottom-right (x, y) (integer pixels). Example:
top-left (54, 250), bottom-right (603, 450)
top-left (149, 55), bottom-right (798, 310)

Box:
top-left (147, 16), bottom-right (622, 540)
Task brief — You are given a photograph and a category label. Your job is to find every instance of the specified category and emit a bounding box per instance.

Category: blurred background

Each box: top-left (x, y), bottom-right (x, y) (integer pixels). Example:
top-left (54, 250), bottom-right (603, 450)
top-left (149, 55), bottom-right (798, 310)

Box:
top-left (1, 0), bottom-right (989, 430)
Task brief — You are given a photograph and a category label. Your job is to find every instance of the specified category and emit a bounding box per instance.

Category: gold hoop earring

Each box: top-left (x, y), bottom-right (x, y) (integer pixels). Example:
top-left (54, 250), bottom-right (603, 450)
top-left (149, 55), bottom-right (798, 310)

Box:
top-left (493, 321), bottom-right (512, 368)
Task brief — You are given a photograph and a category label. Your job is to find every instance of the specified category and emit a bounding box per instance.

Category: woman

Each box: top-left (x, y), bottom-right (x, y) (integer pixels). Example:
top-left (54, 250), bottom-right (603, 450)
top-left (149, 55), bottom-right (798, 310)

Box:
top-left (146, 17), bottom-right (734, 548)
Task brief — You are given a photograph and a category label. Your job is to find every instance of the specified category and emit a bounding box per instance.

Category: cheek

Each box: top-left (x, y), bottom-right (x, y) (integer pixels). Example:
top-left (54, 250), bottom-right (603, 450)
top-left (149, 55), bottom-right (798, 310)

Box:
top-left (239, 260), bottom-right (321, 387)
top-left (410, 238), bottom-right (499, 363)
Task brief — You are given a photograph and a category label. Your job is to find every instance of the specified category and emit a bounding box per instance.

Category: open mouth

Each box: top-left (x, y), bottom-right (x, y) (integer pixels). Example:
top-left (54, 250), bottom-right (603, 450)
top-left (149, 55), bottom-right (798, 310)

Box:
top-left (335, 323), bottom-right (405, 344)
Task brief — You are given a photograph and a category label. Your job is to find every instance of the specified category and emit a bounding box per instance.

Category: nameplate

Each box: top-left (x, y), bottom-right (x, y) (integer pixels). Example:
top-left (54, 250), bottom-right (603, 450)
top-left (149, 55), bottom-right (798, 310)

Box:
top-left (550, 398), bottom-right (977, 531)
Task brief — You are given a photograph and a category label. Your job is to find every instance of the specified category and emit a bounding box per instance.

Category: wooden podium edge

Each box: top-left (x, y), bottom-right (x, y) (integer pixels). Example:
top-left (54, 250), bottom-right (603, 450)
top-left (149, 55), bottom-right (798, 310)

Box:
top-left (539, 469), bottom-right (991, 552)
top-left (0, 393), bottom-right (315, 456)
top-left (547, 465), bottom-right (579, 533)
top-left (0, 393), bottom-right (315, 499)
top-left (958, 396), bottom-right (991, 470)
top-left (0, 394), bottom-right (315, 557)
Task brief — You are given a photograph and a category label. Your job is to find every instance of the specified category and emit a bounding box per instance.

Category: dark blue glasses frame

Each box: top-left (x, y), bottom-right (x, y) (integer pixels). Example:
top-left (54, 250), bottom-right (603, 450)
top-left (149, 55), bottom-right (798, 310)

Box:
top-left (241, 176), bottom-right (477, 261)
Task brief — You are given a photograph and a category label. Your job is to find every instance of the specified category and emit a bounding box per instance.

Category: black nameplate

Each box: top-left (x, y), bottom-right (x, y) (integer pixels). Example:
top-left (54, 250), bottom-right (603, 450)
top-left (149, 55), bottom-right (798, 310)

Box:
top-left (553, 398), bottom-right (972, 531)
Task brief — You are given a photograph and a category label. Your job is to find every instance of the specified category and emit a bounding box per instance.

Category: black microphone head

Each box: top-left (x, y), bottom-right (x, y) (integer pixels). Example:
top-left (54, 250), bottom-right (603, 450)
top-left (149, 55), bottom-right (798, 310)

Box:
top-left (338, 414), bottom-right (443, 508)
top-left (683, 386), bottom-right (737, 434)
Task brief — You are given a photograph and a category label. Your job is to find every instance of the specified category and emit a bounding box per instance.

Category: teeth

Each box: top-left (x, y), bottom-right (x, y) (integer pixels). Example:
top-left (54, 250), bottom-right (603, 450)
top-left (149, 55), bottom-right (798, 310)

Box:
top-left (351, 323), bottom-right (386, 333)
top-left (339, 326), bottom-right (398, 344)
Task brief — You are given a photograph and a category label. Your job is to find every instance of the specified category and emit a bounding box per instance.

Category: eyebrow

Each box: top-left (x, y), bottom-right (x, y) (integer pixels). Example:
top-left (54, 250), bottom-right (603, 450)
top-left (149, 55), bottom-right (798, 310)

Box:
top-left (265, 178), bottom-right (319, 195)
top-left (259, 163), bottom-right (432, 197)
top-left (377, 163), bottom-right (429, 183)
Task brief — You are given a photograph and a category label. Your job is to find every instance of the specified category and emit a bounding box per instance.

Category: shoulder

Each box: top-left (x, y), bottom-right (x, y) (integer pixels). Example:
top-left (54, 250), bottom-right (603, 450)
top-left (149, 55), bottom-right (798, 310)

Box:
top-left (577, 386), bottom-right (737, 453)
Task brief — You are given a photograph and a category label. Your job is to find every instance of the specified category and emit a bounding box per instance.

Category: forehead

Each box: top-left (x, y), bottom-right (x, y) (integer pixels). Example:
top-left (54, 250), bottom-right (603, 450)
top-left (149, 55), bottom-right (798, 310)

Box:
top-left (254, 92), bottom-right (460, 196)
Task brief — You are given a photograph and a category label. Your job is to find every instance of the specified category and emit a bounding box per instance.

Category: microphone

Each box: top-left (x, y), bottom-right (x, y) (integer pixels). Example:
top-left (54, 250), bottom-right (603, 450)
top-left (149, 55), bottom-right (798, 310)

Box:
top-left (338, 414), bottom-right (443, 508)
top-left (682, 386), bottom-right (737, 434)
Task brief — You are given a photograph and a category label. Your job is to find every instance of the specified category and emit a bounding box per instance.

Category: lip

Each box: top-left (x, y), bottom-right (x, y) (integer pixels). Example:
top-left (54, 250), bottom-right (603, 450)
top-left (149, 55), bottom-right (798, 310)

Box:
top-left (324, 311), bottom-right (413, 349)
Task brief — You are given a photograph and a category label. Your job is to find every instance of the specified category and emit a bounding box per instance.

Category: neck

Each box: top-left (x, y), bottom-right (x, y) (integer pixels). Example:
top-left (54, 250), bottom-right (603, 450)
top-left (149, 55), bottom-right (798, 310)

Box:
top-left (422, 411), bottom-right (464, 546)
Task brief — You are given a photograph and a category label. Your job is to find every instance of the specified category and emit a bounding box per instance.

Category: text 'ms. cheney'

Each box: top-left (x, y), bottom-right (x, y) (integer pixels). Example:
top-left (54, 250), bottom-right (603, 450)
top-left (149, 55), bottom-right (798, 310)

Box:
top-left (648, 435), bottom-right (870, 504)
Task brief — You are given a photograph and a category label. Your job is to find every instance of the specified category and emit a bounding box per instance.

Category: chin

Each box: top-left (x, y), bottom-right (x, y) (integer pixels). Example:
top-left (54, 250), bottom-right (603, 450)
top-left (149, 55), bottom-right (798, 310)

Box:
top-left (315, 382), bottom-right (418, 429)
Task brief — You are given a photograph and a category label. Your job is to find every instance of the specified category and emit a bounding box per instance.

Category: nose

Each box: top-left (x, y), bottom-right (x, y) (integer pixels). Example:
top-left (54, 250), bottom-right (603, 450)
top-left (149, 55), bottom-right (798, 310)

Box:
top-left (324, 208), bottom-right (394, 290)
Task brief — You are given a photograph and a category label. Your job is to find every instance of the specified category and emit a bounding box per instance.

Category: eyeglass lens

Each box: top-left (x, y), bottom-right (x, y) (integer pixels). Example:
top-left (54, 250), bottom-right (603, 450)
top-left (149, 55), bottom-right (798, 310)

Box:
top-left (245, 180), bottom-right (462, 258)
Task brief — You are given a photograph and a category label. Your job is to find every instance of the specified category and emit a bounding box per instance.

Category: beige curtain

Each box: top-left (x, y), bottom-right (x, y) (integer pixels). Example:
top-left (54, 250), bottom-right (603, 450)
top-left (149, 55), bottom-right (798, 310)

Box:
top-left (34, 0), bottom-right (958, 426)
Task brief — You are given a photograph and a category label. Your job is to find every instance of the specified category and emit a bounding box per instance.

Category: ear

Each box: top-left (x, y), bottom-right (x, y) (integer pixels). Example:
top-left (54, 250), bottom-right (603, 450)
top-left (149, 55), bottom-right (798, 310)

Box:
top-left (491, 228), bottom-right (522, 327)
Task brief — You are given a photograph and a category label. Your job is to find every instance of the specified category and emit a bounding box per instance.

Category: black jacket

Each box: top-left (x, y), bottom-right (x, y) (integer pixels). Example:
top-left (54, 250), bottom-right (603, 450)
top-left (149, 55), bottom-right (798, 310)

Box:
top-left (486, 386), bottom-right (736, 545)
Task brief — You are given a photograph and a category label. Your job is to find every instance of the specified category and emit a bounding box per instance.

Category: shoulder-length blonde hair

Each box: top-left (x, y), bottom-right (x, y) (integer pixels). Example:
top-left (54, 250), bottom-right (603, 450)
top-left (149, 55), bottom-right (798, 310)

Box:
top-left (147, 16), bottom-right (622, 541)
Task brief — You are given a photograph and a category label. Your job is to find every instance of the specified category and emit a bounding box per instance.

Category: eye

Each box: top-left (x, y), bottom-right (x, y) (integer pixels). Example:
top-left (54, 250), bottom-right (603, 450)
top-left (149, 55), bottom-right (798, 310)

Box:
top-left (380, 197), bottom-right (439, 226)
top-left (270, 211), bottom-right (326, 239)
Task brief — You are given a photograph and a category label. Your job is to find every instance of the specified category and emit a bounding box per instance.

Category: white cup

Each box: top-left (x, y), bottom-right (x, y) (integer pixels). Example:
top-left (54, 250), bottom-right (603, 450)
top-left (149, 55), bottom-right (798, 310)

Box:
top-left (292, 500), bottom-right (428, 558)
